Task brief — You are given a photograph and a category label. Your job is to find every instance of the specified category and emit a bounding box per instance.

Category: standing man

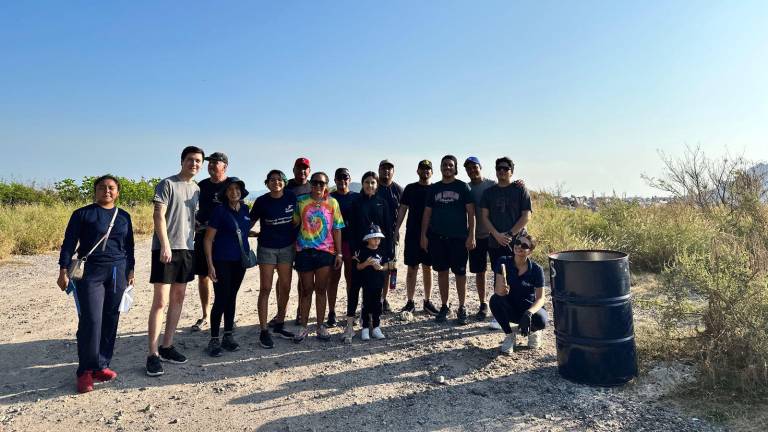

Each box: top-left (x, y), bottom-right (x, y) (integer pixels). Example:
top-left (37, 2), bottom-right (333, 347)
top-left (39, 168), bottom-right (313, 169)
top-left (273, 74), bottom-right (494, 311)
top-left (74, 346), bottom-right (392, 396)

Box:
top-left (396, 160), bottom-right (439, 315)
top-left (464, 156), bottom-right (496, 320)
top-left (480, 156), bottom-right (532, 329)
top-left (146, 146), bottom-right (204, 377)
top-left (284, 157), bottom-right (312, 325)
top-left (376, 159), bottom-right (403, 313)
top-left (420, 155), bottom-right (476, 325)
top-left (191, 152), bottom-right (229, 333)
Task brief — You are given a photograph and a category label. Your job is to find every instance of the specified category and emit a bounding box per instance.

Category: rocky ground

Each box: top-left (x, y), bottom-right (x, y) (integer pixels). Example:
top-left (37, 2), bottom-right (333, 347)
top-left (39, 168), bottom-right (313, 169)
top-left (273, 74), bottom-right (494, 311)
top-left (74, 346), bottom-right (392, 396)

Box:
top-left (0, 237), bottom-right (725, 431)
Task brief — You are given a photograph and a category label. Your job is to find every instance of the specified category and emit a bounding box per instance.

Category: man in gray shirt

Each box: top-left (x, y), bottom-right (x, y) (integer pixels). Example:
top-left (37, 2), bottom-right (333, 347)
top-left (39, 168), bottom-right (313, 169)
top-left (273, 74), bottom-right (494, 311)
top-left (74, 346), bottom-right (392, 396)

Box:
top-left (146, 146), bottom-right (203, 377)
top-left (464, 157), bottom-right (496, 320)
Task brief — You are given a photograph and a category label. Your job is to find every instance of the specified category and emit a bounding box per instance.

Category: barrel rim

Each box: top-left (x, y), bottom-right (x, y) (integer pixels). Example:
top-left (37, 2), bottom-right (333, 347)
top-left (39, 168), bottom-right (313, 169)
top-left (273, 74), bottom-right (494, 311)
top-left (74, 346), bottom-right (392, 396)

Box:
top-left (548, 249), bottom-right (628, 262)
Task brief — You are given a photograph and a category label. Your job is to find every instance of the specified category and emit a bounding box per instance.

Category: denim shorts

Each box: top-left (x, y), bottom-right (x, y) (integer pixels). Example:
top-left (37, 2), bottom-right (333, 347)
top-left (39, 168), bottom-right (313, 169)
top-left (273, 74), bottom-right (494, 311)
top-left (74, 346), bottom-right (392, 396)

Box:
top-left (294, 248), bottom-right (335, 272)
top-left (257, 244), bottom-right (296, 265)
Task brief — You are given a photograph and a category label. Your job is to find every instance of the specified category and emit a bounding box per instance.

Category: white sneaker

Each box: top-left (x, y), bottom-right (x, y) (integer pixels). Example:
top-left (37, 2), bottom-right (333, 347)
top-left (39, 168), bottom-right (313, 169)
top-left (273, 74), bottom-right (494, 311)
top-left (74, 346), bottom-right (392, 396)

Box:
top-left (528, 330), bottom-right (543, 349)
top-left (500, 333), bottom-right (516, 355)
top-left (488, 318), bottom-right (502, 330)
top-left (371, 327), bottom-right (386, 340)
top-left (361, 328), bottom-right (370, 341)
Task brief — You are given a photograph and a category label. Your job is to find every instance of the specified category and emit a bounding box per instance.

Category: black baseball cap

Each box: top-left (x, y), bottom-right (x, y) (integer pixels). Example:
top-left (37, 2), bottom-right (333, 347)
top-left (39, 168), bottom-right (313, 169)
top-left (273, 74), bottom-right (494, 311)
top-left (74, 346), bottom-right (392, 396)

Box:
top-left (205, 152), bottom-right (229, 164)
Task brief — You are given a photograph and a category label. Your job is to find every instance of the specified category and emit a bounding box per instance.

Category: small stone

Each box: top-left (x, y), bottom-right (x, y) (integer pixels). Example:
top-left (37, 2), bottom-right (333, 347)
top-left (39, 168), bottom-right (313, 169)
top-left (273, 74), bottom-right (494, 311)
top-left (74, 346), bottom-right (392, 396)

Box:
top-left (169, 418), bottom-right (179, 424)
top-left (140, 404), bottom-right (153, 413)
top-left (433, 375), bottom-right (446, 384)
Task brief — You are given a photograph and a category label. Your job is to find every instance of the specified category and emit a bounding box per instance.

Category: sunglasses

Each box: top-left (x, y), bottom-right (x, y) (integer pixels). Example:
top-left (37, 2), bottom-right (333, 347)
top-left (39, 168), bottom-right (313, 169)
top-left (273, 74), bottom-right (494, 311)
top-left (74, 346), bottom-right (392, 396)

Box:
top-left (496, 166), bottom-right (512, 172)
top-left (336, 175), bottom-right (350, 181)
top-left (310, 180), bottom-right (327, 187)
top-left (514, 240), bottom-right (532, 250)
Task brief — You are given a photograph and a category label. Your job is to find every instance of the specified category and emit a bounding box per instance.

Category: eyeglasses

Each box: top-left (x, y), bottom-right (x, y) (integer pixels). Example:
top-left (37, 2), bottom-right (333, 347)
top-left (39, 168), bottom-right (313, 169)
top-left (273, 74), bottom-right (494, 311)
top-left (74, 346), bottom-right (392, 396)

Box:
top-left (514, 240), bottom-right (532, 250)
top-left (310, 180), bottom-right (327, 187)
top-left (496, 166), bottom-right (512, 172)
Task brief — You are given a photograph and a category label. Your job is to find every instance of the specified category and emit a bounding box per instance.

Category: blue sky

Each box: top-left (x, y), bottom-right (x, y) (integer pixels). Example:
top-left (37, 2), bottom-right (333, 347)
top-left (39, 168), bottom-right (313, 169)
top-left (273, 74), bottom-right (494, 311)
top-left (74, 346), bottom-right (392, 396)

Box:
top-left (1, 1), bottom-right (766, 196)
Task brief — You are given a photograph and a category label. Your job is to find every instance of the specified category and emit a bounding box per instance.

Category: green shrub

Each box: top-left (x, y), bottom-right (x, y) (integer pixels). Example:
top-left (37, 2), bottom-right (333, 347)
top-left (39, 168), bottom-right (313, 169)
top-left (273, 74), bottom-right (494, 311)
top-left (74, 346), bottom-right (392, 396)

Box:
top-left (0, 181), bottom-right (58, 205)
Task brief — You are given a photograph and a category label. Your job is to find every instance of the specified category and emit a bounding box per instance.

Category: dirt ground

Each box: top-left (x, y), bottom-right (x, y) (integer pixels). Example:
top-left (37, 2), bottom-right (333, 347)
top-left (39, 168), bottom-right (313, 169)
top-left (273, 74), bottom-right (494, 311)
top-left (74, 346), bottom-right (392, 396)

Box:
top-left (1, 236), bottom-right (724, 431)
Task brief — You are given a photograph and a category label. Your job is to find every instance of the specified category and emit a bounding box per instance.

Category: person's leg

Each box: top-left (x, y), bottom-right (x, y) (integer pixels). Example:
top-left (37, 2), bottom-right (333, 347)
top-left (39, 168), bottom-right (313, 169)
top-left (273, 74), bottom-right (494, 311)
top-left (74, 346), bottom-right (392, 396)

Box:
top-left (451, 238), bottom-right (469, 308)
top-left (194, 232), bottom-right (212, 326)
top-left (314, 265), bottom-right (331, 327)
top-left (209, 261), bottom-right (230, 339)
top-left (328, 264), bottom-right (341, 318)
top-left (197, 276), bottom-right (212, 322)
top-left (456, 275), bottom-right (467, 307)
top-left (224, 262), bottom-right (246, 334)
top-left (476, 271), bottom-right (486, 303)
top-left (371, 278), bottom-right (384, 328)
top-left (98, 263), bottom-right (127, 370)
top-left (76, 265), bottom-right (107, 375)
top-left (438, 271), bottom-right (450, 306)
top-left (489, 294), bottom-right (516, 334)
top-left (147, 283), bottom-right (169, 355)
top-left (531, 308), bottom-right (548, 331)
top-left (299, 271), bottom-right (315, 327)
top-left (275, 263), bottom-right (293, 322)
top-left (347, 266), bottom-right (362, 318)
top-left (161, 282), bottom-right (187, 348)
top-left (406, 265), bottom-right (418, 302)
top-left (258, 263), bottom-right (276, 330)
top-left (361, 281), bottom-right (374, 329)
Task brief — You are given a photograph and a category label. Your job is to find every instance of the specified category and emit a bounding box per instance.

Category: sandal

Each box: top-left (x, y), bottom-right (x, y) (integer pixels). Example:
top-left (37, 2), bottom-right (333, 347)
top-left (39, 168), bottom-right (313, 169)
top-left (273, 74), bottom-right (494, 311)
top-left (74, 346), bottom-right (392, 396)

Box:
top-left (191, 318), bottom-right (207, 332)
top-left (342, 326), bottom-right (354, 344)
top-left (293, 327), bottom-right (310, 344)
top-left (316, 325), bottom-right (331, 342)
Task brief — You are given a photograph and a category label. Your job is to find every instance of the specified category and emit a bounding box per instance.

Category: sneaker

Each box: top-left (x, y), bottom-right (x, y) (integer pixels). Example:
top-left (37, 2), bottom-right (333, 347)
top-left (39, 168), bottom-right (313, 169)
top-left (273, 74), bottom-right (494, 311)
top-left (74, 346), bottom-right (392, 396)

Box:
top-left (361, 328), bottom-right (371, 341)
top-left (145, 355), bottom-right (164, 377)
top-left (191, 318), bottom-right (207, 332)
top-left (92, 368), bottom-right (117, 382)
top-left (158, 345), bottom-right (187, 364)
top-left (501, 333), bottom-right (516, 355)
top-left (423, 300), bottom-right (440, 316)
top-left (382, 299), bottom-right (392, 314)
top-left (400, 300), bottom-right (416, 314)
top-left (259, 330), bottom-right (274, 349)
top-left (326, 311), bottom-right (337, 328)
top-left (456, 305), bottom-right (468, 325)
top-left (272, 323), bottom-right (295, 339)
top-left (371, 327), bottom-right (386, 340)
top-left (207, 338), bottom-right (223, 357)
top-left (528, 330), bottom-right (543, 349)
top-left (476, 303), bottom-right (488, 320)
top-left (221, 333), bottom-right (240, 352)
top-left (435, 304), bottom-right (450, 323)
top-left (77, 371), bottom-right (94, 393)
top-left (488, 318), bottom-right (503, 331)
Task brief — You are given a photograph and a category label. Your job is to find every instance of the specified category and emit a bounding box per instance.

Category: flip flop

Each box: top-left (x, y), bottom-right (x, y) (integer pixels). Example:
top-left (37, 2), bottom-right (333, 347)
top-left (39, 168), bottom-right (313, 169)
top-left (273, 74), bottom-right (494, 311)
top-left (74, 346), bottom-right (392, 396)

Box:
top-left (191, 319), bottom-right (207, 332)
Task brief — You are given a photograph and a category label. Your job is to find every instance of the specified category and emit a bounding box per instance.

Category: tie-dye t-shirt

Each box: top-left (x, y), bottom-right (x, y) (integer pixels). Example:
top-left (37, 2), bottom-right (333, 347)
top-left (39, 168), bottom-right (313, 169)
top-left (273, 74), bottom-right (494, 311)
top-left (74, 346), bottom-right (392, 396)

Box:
top-left (293, 195), bottom-right (345, 254)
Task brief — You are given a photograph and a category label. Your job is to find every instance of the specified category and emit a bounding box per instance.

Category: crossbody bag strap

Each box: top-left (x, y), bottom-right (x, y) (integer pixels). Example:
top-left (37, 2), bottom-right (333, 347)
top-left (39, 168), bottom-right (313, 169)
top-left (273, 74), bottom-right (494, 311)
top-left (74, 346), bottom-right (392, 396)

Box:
top-left (83, 207), bottom-right (120, 260)
top-left (226, 210), bottom-right (247, 255)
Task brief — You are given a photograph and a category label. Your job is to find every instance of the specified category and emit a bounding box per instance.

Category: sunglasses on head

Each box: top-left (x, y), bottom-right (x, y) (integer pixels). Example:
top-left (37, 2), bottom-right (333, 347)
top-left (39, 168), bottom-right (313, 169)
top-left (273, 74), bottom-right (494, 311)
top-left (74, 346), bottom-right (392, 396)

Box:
top-left (514, 239), bottom-right (532, 250)
top-left (310, 179), bottom-right (327, 187)
top-left (496, 166), bottom-right (512, 172)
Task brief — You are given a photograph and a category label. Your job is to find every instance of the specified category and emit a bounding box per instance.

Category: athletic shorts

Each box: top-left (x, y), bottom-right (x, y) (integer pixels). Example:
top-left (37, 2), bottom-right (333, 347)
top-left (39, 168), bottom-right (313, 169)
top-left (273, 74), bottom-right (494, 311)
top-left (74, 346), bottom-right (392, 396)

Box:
top-left (404, 235), bottom-right (431, 267)
top-left (428, 234), bottom-right (468, 276)
top-left (294, 249), bottom-right (335, 273)
top-left (488, 245), bottom-right (513, 270)
top-left (468, 237), bottom-right (490, 274)
top-left (257, 244), bottom-right (296, 265)
top-left (150, 249), bottom-right (195, 284)
top-left (193, 231), bottom-right (208, 276)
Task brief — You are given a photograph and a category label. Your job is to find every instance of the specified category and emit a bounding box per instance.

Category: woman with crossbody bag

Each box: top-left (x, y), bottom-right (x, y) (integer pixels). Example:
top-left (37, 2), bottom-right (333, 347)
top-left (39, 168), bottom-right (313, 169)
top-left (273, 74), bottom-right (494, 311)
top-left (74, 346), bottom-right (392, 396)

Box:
top-left (203, 177), bottom-right (254, 357)
top-left (57, 175), bottom-right (135, 394)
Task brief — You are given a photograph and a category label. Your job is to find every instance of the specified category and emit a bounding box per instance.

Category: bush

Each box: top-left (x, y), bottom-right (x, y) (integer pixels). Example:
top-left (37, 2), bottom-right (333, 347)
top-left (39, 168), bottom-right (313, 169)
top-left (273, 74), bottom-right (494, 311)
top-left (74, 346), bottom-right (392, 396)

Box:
top-left (0, 181), bottom-right (58, 205)
top-left (54, 176), bottom-right (160, 205)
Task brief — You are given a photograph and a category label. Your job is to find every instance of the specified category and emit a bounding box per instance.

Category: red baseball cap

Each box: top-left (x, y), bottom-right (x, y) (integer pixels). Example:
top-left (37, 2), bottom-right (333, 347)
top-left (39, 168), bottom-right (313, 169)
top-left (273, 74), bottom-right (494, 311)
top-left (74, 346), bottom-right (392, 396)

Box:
top-left (294, 157), bottom-right (311, 168)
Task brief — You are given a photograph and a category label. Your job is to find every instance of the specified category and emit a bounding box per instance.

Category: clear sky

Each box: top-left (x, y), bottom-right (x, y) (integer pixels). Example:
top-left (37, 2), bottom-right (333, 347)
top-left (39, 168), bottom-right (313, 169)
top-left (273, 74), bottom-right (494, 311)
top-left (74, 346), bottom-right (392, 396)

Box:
top-left (1, 1), bottom-right (766, 196)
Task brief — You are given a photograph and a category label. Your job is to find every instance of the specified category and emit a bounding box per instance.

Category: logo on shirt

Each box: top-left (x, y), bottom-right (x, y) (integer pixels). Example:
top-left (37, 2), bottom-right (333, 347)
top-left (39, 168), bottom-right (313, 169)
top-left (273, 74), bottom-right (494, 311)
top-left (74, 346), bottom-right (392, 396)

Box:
top-left (435, 191), bottom-right (461, 203)
top-left (285, 204), bottom-right (294, 213)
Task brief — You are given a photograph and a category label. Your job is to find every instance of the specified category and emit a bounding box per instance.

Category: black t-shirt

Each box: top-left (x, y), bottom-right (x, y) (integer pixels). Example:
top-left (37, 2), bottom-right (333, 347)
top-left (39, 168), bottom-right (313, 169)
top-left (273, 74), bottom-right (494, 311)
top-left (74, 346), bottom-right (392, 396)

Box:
top-left (425, 179), bottom-right (472, 238)
top-left (376, 182), bottom-right (403, 232)
top-left (400, 182), bottom-right (430, 240)
top-left (286, 179), bottom-right (312, 197)
top-left (354, 245), bottom-right (387, 289)
top-left (196, 178), bottom-right (228, 229)
top-left (249, 191), bottom-right (297, 249)
top-left (331, 190), bottom-right (359, 243)
top-left (480, 184), bottom-right (533, 248)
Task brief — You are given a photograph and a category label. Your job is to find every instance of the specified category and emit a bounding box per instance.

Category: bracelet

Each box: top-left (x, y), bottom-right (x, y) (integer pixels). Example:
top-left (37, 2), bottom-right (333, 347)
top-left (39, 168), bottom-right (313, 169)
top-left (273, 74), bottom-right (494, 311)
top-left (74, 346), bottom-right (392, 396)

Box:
top-left (336, 254), bottom-right (343, 258)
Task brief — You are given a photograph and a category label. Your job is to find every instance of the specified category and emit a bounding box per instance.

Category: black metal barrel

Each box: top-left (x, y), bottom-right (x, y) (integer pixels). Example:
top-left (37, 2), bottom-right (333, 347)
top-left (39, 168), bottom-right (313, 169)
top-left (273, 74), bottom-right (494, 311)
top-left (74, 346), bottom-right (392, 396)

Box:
top-left (548, 250), bottom-right (637, 386)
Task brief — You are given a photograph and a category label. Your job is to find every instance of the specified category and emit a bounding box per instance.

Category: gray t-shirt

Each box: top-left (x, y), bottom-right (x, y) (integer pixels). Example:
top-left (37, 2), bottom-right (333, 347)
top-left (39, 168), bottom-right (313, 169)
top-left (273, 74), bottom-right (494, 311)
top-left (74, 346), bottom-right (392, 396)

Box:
top-left (469, 178), bottom-right (496, 239)
top-left (151, 175), bottom-right (200, 250)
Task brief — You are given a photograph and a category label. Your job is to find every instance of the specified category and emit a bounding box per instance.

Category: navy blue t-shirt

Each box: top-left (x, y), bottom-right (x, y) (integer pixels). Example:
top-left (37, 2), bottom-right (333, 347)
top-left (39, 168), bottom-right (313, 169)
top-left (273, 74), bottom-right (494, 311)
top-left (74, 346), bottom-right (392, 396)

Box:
top-left (331, 190), bottom-right (359, 243)
top-left (249, 191), bottom-right (297, 249)
top-left (59, 204), bottom-right (135, 270)
top-left (208, 204), bottom-right (252, 261)
top-left (492, 257), bottom-right (544, 302)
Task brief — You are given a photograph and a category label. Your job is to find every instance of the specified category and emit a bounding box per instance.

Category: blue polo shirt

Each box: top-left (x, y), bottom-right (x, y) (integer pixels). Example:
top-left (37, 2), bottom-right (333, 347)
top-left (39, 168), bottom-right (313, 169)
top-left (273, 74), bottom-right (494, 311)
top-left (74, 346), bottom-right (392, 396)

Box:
top-left (208, 204), bottom-right (252, 261)
top-left (492, 256), bottom-right (544, 302)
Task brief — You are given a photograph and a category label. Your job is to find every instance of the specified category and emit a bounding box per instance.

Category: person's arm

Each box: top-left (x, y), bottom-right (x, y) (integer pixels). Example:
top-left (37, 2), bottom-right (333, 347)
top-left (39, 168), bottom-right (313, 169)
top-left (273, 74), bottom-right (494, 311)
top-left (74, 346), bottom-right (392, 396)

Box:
top-left (204, 226), bottom-right (218, 282)
top-left (153, 202), bottom-right (172, 263)
top-left (528, 287), bottom-right (546, 314)
top-left (509, 210), bottom-right (531, 236)
top-left (494, 258), bottom-right (510, 296)
top-left (57, 210), bottom-right (81, 291)
top-left (420, 206), bottom-right (432, 251)
top-left (482, 207), bottom-right (512, 247)
top-left (125, 212), bottom-right (135, 286)
top-left (333, 228), bottom-right (343, 269)
top-left (465, 202), bottom-right (476, 251)
top-left (395, 204), bottom-right (408, 244)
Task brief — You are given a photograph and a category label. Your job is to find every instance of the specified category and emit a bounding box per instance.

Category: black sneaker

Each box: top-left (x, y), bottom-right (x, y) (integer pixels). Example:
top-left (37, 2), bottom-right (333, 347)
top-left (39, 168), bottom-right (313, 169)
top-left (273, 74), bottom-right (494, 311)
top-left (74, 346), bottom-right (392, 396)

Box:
top-left (456, 305), bottom-right (468, 325)
top-left (272, 323), bottom-right (295, 340)
top-left (435, 304), bottom-right (450, 323)
top-left (476, 302), bottom-right (488, 320)
top-left (326, 311), bottom-right (337, 328)
top-left (423, 300), bottom-right (440, 316)
top-left (207, 338), bottom-right (223, 357)
top-left (259, 330), bottom-right (274, 349)
top-left (158, 345), bottom-right (187, 364)
top-left (146, 354), bottom-right (164, 377)
top-left (400, 300), bottom-right (416, 314)
top-left (382, 299), bottom-right (392, 314)
top-left (221, 333), bottom-right (240, 352)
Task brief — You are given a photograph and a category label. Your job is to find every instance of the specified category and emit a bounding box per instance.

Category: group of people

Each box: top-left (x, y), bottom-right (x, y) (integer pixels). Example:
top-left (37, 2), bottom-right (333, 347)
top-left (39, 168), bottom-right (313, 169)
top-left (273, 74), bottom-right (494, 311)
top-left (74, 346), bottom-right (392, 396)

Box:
top-left (57, 147), bottom-right (547, 394)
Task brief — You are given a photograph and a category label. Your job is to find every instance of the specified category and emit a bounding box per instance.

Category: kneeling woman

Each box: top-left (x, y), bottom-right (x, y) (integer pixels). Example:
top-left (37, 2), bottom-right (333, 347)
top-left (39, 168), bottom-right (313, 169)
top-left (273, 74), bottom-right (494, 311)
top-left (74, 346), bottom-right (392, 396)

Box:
top-left (489, 232), bottom-right (547, 354)
top-left (204, 177), bottom-right (252, 356)
top-left (57, 175), bottom-right (135, 393)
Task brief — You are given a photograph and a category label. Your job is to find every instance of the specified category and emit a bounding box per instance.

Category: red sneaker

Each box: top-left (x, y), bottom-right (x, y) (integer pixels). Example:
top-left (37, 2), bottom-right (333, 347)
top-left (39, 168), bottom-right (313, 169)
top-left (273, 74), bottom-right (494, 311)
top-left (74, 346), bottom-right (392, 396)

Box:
top-left (77, 371), bottom-right (94, 393)
top-left (92, 368), bottom-right (118, 382)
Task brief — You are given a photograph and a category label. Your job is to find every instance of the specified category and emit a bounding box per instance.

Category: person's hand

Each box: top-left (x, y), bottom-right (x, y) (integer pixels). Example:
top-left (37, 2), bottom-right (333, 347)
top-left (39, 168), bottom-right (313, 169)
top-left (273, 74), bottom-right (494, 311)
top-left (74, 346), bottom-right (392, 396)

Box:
top-left (493, 231), bottom-right (513, 247)
top-left (466, 236), bottom-right (476, 251)
top-left (127, 270), bottom-right (135, 286)
top-left (334, 255), bottom-right (343, 270)
top-left (160, 245), bottom-right (172, 264)
top-left (57, 270), bottom-right (69, 291)
top-left (519, 310), bottom-right (533, 336)
top-left (494, 264), bottom-right (510, 296)
top-left (420, 235), bottom-right (428, 251)
top-left (513, 179), bottom-right (526, 189)
top-left (208, 266), bottom-right (218, 283)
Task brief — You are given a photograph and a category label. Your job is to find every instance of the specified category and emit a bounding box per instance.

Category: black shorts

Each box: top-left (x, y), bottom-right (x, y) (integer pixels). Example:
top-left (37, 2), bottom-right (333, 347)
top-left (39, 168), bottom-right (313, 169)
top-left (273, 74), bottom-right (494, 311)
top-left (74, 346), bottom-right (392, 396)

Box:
top-left (294, 249), bottom-right (335, 273)
top-left (428, 234), bottom-right (467, 276)
top-left (150, 249), bottom-right (195, 284)
top-left (488, 245), bottom-right (513, 270)
top-left (403, 235), bottom-right (431, 267)
top-left (468, 237), bottom-right (490, 274)
top-left (193, 231), bottom-right (209, 276)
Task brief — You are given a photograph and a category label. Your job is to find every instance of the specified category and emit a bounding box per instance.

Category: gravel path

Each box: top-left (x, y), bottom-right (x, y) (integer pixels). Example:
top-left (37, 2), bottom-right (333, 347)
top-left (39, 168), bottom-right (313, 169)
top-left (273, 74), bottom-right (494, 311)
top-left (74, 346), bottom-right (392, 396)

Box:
top-left (0, 237), bottom-right (721, 431)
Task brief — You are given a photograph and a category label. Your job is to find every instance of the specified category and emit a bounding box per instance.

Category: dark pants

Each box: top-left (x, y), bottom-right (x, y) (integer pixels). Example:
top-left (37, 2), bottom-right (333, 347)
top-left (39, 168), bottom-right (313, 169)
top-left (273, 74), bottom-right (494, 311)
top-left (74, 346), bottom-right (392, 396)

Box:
top-left (211, 260), bottom-right (245, 338)
top-left (75, 261), bottom-right (127, 376)
top-left (489, 294), bottom-right (547, 335)
top-left (361, 280), bottom-right (383, 328)
top-left (347, 266), bottom-right (363, 318)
